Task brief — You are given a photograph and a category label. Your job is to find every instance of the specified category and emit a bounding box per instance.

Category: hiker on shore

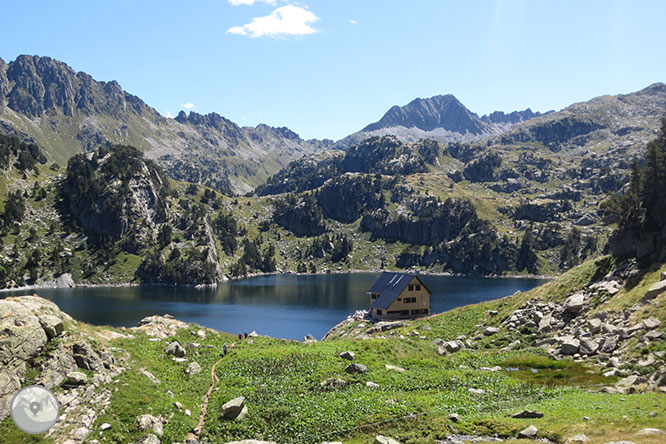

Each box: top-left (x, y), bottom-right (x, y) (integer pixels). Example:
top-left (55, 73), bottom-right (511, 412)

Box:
top-left (223, 343), bottom-right (228, 356)
top-left (238, 332), bottom-right (243, 341)
top-left (244, 331), bottom-right (248, 339)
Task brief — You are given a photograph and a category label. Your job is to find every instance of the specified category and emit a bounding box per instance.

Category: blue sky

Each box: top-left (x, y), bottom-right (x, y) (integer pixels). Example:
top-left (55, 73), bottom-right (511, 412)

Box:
top-left (1, 0), bottom-right (664, 140)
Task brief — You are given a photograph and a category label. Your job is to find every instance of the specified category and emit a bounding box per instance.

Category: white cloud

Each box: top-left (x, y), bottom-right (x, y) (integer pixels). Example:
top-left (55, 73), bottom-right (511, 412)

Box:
top-left (227, 5), bottom-right (319, 38)
top-left (228, 0), bottom-right (275, 5)
top-left (349, 19), bottom-right (358, 25)
top-left (181, 103), bottom-right (195, 109)
top-left (166, 111), bottom-right (174, 118)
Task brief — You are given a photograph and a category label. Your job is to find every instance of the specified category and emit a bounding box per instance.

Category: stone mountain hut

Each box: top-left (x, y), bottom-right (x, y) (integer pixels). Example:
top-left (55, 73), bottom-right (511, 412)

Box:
top-left (368, 272), bottom-right (431, 320)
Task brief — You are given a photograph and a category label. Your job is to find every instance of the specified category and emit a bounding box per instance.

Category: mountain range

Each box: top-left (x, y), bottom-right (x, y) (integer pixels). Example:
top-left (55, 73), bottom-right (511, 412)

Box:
top-left (0, 53), bottom-right (664, 284)
top-left (7, 54), bottom-right (658, 195)
top-left (0, 55), bottom-right (330, 194)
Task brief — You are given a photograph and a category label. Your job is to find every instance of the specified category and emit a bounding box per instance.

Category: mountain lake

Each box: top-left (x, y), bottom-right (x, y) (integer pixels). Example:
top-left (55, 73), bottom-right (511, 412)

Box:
top-left (2, 273), bottom-right (549, 340)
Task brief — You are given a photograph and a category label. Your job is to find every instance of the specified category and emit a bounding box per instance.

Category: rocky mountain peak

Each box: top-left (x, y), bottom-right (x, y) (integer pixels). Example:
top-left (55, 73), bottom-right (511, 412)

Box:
top-left (636, 82), bottom-right (666, 96)
top-left (2, 54), bottom-right (154, 119)
top-left (362, 94), bottom-right (489, 135)
top-left (254, 124), bottom-right (301, 140)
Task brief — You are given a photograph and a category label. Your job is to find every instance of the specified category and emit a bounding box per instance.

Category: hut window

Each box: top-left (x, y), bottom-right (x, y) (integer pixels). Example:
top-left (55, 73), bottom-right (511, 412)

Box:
top-left (415, 284), bottom-right (421, 291)
top-left (408, 285), bottom-right (414, 291)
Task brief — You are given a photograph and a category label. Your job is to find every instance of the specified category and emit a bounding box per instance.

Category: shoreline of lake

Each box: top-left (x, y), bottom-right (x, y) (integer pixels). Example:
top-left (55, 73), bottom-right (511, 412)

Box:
top-left (0, 269), bottom-right (554, 295)
top-left (1, 273), bottom-right (549, 340)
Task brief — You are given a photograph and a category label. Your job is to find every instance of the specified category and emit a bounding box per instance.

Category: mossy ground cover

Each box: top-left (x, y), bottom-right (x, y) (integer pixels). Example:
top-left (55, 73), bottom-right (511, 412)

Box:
top-left (82, 324), bottom-right (663, 444)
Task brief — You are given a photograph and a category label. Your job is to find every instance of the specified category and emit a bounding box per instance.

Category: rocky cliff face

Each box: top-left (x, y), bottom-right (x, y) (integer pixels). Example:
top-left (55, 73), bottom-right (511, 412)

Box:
top-left (62, 147), bottom-right (168, 240)
top-left (0, 55), bottom-right (323, 194)
top-left (481, 108), bottom-right (546, 125)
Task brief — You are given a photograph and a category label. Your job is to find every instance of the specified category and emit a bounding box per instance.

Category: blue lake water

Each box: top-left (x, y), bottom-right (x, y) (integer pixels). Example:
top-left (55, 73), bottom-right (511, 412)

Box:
top-left (2, 273), bottom-right (548, 340)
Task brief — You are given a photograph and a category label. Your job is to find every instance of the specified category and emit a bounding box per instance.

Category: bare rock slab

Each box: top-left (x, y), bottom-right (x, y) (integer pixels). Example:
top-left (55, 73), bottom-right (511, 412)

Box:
top-left (518, 425), bottom-right (538, 438)
top-left (375, 435), bottom-right (402, 444)
top-left (644, 280), bottom-right (666, 301)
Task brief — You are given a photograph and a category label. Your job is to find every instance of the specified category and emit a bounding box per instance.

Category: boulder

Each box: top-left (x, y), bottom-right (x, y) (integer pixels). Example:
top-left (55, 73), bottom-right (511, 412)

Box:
top-left (538, 315), bottom-right (553, 332)
top-left (66, 371), bottom-right (88, 385)
top-left (101, 423), bottom-right (111, 430)
top-left (642, 318), bottom-right (661, 330)
top-left (579, 338), bottom-right (600, 355)
top-left (345, 363), bottom-right (367, 374)
top-left (38, 344), bottom-right (78, 388)
top-left (221, 396), bottom-right (246, 419)
top-left (186, 361), bottom-right (202, 375)
top-left (444, 341), bottom-right (462, 353)
top-left (304, 334), bottom-right (317, 343)
top-left (643, 330), bottom-right (664, 341)
top-left (559, 337), bottom-right (580, 355)
top-left (483, 326), bottom-right (499, 336)
top-left (55, 273), bottom-right (75, 288)
top-left (565, 435), bottom-right (590, 444)
top-left (165, 341), bottom-right (186, 357)
top-left (518, 425), bottom-right (538, 438)
top-left (436, 346), bottom-right (447, 356)
top-left (511, 410), bottom-right (544, 418)
top-left (321, 378), bottom-right (347, 389)
top-left (644, 280), bottom-right (666, 301)
top-left (248, 331), bottom-right (259, 337)
top-left (599, 335), bottom-right (618, 353)
top-left (648, 369), bottom-right (666, 388)
top-left (448, 413), bottom-right (460, 422)
top-left (588, 318), bottom-right (602, 334)
top-left (635, 428), bottom-right (665, 436)
top-left (73, 341), bottom-right (102, 370)
top-left (39, 314), bottom-right (65, 338)
top-left (134, 414), bottom-right (163, 436)
top-left (616, 375), bottom-right (646, 387)
top-left (375, 436), bottom-right (402, 444)
top-left (385, 364), bottom-right (405, 372)
top-left (366, 381), bottom-right (379, 388)
top-left (564, 292), bottom-right (586, 313)
top-left (339, 351), bottom-right (355, 360)
top-left (135, 315), bottom-right (189, 338)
